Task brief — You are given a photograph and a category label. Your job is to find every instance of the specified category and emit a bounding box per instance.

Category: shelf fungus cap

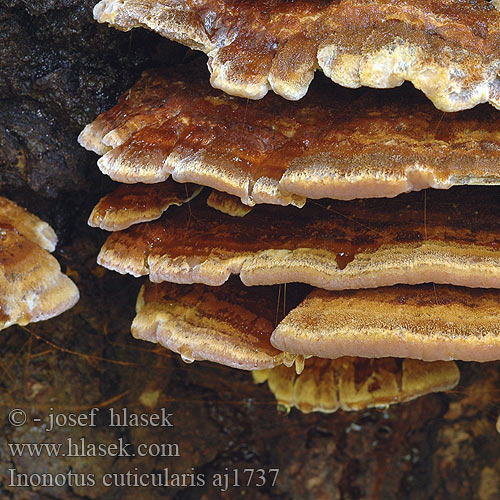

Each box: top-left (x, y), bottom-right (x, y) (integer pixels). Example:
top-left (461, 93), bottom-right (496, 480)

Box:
top-left (98, 187), bottom-right (500, 290)
top-left (130, 280), bottom-right (458, 412)
top-left (80, 64), bottom-right (500, 207)
top-left (0, 197), bottom-right (57, 252)
top-left (0, 198), bottom-right (79, 330)
top-left (131, 281), bottom-right (291, 370)
top-left (253, 357), bottom-right (459, 413)
top-left (89, 180), bottom-right (202, 231)
top-left (93, 0), bottom-right (500, 111)
top-left (271, 285), bottom-right (500, 362)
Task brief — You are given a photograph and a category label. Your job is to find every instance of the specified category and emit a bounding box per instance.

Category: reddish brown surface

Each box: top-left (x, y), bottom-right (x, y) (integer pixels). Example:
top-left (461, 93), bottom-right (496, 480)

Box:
top-left (0, 225), bottom-right (35, 270)
top-left (5, 2), bottom-right (500, 497)
top-left (137, 280), bottom-right (288, 359)
top-left (89, 180), bottom-right (201, 230)
top-left (99, 186), bottom-right (500, 276)
top-left (81, 63), bottom-right (500, 203)
top-left (92, 182), bottom-right (197, 218)
top-left (97, 0), bottom-right (500, 51)
top-left (93, 0), bottom-right (500, 109)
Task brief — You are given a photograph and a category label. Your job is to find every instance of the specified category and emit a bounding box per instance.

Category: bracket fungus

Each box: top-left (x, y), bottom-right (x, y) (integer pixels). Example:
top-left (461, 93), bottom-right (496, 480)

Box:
top-left (97, 187), bottom-right (500, 290)
top-left (0, 197), bottom-right (79, 330)
top-left (133, 280), bottom-right (460, 411)
top-left (83, 177), bottom-right (500, 411)
top-left (89, 181), bottom-right (253, 232)
top-left (132, 280), bottom-right (288, 370)
top-left (254, 357), bottom-right (459, 414)
top-left (79, 64), bottom-right (500, 207)
top-left (89, 180), bottom-right (202, 231)
top-left (80, 1), bottom-right (500, 418)
top-left (131, 275), bottom-right (500, 365)
top-left (93, 0), bottom-right (500, 111)
top-left (272, 285), bottom-right (500, 362)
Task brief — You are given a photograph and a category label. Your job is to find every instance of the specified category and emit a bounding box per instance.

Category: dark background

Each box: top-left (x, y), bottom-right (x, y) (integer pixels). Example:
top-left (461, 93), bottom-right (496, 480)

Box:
top-left (1, 1), bottom-right (500, 498)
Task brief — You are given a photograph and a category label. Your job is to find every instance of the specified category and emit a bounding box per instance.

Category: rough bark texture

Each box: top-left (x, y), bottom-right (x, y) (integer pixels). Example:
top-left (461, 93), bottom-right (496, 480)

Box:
top-left (2, 2), bottom-right (500, 499)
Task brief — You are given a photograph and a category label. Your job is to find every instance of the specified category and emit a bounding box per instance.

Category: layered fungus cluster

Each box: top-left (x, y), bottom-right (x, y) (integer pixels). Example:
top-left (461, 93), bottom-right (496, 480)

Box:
top-left (80, 0), bottom-right (500, 416)
top-left (0, 197), bottom-right (79, 331)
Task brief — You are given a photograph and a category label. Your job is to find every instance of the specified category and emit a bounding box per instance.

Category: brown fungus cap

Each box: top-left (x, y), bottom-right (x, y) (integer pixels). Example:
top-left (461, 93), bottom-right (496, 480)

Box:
top-left (131, 280), bottom-right (302, 370)
top-left (253, 357), bottom-right (459, 413)
top-left (79, 65), bottom-right (500, 205)
top-left (0, 196), bottom-right (57, 252)
top-left (132, 281), bottom-right (458, 410)
top-left (271, 285), bottom-right (500, 362)
top-left (0, 200), bottom-right (79, 330)
top-left (93, 0), bottom-right (500, 111)
top-left (78, 64), bottom-right (207, 157)
top-left (89, 180), bottom-right (202, 231)
top-left (98, 187), bottom-right (500, 290)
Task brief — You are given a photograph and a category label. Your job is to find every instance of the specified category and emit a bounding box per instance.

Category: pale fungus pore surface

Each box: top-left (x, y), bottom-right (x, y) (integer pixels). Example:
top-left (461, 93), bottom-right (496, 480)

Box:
top-left (131, 280), bottom-right (291, 370)
top-left (271, 285), bottom-right (500, 362)
top-left (97, 187), bottom-right (500, 290)
top-left (0, 197), bottom-right (79, 330)
top-left (206, 190), bottom-right (253, 217)
top-left (89, 180), bottom-right (202, 231)
top-left (253, 357), bottom-right (459, 413)
top-left (93, 0), bottom-right (500, 111)
top-left (79, 65), bottom-right (500, 207)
